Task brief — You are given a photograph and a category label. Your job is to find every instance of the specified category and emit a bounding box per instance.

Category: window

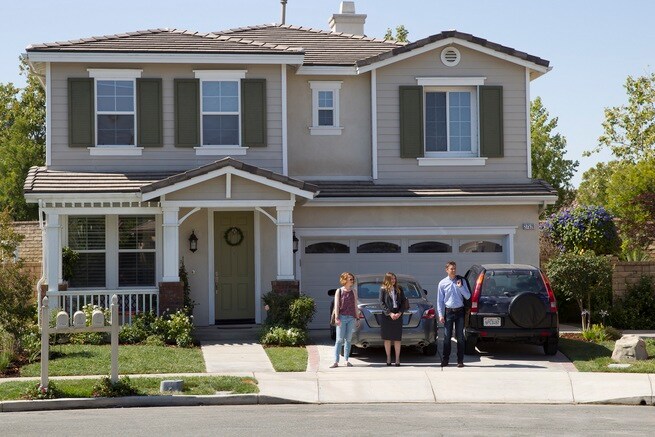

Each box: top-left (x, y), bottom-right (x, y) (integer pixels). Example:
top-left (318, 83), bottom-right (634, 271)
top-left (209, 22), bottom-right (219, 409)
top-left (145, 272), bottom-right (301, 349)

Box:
top-left (459, 240), bottom-right (503, 253)
top-left (424, 87), bottom-right (477, 155)
top-left (305, 242), bottom-right (350, 254)
top-left (357, 242), bottom-right (401, 254)
top-left (408, 241), bottom-right (452, 253)
top-left (194, 70), bottom-right (246, 149)
top-left (67, 216), bottom-right (106, 288)
top-left (118, 216), bottom-right (156, 287)
top-left (309, 81), bottom-right (342, 135)
top-left (87, 69), bottom-right (143, 153)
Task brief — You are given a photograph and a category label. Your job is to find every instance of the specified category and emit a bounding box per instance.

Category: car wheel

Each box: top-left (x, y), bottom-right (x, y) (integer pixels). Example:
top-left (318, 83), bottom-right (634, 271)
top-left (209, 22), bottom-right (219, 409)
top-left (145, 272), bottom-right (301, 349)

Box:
top-left (544, 338), bottom-right (558, 355)
top-left (423, 342), bottom-right (438, 356)
top-left (464, 334), bottom-right (477, 355)
top-left (509, 292), bottom-right (547, 328)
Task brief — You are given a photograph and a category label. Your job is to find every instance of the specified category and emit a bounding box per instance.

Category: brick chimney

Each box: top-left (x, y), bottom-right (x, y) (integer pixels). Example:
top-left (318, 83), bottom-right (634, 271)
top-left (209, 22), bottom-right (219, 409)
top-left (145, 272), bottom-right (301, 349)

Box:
top-left (328, 1), bottom-right (366, 36)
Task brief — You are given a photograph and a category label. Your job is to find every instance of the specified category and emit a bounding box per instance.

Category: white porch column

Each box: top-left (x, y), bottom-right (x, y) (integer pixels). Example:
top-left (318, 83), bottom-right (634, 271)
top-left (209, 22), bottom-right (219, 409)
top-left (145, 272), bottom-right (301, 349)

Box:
top-left (276, 206), bottom-right (295, 280)
top-left (162, 206), bottom-right (180, 282)
top-left (45, 213), bottom-right (61, 293)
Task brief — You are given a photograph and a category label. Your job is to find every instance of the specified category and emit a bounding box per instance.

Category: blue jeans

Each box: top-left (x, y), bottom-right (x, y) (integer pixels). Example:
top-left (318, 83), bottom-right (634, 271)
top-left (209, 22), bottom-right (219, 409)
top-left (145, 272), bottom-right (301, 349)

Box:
top-left (334, 315), bottom-right (356, 363)
top-left (443, 308), bottom-right (465, 364)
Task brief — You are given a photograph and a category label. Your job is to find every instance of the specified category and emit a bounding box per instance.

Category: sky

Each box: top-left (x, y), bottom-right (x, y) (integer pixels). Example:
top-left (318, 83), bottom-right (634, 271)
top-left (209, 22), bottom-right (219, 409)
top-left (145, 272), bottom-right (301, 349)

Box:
top-left (2, 0), bottom-right (654, 186)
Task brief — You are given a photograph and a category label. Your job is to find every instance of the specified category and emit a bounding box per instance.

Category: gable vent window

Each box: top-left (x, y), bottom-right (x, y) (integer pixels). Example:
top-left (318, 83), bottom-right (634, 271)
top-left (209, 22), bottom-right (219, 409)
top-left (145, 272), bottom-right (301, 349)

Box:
top-left (441, 47), bottom-right (461, 67)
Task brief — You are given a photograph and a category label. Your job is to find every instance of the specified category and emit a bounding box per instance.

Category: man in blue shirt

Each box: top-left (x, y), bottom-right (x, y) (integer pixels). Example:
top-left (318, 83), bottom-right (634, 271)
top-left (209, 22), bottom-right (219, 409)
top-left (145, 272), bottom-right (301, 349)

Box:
top-left (437, 261), bottom-right (471, 367)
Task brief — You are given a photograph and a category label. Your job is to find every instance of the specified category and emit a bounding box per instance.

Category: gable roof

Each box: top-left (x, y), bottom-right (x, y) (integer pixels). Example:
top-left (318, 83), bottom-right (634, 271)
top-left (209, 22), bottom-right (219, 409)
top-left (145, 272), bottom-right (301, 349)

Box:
top-left (26, 28), bottom-right (303, 55)
top-left (214, 24), bottom-right (402, 66)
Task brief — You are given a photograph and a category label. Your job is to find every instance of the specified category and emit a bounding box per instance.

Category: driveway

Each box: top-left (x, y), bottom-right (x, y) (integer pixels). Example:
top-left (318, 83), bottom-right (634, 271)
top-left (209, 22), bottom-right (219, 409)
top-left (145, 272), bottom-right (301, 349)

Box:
top-left (309, 327), bottom-right (575, 372)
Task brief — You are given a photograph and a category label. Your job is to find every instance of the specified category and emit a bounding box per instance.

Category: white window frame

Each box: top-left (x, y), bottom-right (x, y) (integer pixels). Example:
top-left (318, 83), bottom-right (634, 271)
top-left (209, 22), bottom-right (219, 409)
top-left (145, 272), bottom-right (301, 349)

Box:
top-left (194, 70), bottom-right (247, 155)
top-left (309, 81), bottom-right (343, 135)
top-left (117, 215), bottom-right (157, 288)
top-left (65, 214), bottom-right (159, 291)
top-left (423, 86), bottom-right (478, 157)
top-left (87, 69), bottom-right (143, 156)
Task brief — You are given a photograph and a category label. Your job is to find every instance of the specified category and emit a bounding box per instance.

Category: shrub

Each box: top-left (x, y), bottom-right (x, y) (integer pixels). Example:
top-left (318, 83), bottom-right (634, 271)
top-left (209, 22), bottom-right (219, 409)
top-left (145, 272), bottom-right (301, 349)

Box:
top-left (19, 324), bottom-right (41, 363)
top-left (92, 376), bottom-right (139, 397)
top-left (610, 275), bottom-right (655, 329)
top-left (260, 326), bottom-right (307, 346)
top-left (581, 324), bottom-right (610, 342)
top-left (0, 328), bottom-right (15, 373)
top-left (541, 205), bottom-right (620, 255)
top-left (68, 304), bottom-right (111, 345)
top-left (289, 296), bottom-right (316, 330)
top-left (22, 381), bottom-right (62, 400)
top-left (166, 310), bottom-right (194, 347)
top-left (144, 335), bottom-right (165, 346)
top-left (119, 311), bottom-right (194, 347)
top-left (261, 291), bottom-right (296, 327)
top-left (545, 252), bottom-right (612, 330)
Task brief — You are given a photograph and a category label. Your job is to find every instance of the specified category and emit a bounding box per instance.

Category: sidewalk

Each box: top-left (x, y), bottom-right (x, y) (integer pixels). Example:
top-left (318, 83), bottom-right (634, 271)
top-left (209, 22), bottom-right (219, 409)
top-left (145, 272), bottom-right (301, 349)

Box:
top-left (2, 326), bottom-right (654, 412)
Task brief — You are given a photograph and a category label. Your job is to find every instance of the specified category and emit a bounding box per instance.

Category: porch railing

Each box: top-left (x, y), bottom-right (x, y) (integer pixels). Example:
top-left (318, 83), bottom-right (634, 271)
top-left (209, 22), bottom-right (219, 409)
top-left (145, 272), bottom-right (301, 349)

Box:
top-left (55, 289), bottom-right (159, 325)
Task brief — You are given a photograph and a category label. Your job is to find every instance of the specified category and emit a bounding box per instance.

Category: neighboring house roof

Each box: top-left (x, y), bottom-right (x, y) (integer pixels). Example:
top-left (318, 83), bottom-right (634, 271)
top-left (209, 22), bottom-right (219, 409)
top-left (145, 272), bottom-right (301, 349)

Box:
top-left (214, 24), bottom-right (401, 66)
top-left (25, 28), bottom-right (303, 55)
top-left (311, 180), bottom-right (557, 199)
top-left (24, 158), bottom-right (319, 197)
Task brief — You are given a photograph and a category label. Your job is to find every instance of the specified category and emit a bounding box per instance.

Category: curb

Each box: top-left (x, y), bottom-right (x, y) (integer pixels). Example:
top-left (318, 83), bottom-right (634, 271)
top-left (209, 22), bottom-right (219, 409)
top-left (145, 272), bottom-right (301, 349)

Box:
top-left (0, 394), bottom-right (305, 413)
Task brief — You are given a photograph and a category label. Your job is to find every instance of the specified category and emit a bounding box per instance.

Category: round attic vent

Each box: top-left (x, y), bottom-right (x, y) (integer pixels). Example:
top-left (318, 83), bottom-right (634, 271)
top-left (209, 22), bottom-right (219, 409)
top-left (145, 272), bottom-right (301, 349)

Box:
top-left (441, 47), bottom-right (461, 67)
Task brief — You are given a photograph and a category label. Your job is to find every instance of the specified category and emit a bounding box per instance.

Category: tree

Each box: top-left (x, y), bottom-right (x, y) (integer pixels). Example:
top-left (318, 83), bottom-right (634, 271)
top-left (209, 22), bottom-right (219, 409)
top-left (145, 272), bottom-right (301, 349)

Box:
top-left (589, 72), bottom-right (655, 162)
top-left (530, 97), bottom-right (578, 213)
top-left (384, 25), bottom-right (409, 42)
top-left (0, 60), bottom-right (45, 220)
top-left (545, 252), bottom-right (612, 331)
top-left (606, 157), bottom-right (655, 250)
top-left (575, 161), bottom-right (621, 208)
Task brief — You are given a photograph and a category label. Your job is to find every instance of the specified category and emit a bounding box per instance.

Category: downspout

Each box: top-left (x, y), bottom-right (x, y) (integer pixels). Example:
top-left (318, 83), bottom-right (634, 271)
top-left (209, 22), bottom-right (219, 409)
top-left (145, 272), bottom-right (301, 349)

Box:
top-left (36, 199), bottom-right (46, 324)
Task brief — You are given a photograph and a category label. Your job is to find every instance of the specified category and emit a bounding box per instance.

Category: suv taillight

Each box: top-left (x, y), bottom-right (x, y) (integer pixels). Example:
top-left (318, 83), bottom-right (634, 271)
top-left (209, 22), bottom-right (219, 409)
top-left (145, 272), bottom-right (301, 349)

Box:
top-left (470, 272), bottom-right (485, 314)
top-left (422, 308), bottom-right (436, 319)
top-left (540, 271), bottom-right (558, 313)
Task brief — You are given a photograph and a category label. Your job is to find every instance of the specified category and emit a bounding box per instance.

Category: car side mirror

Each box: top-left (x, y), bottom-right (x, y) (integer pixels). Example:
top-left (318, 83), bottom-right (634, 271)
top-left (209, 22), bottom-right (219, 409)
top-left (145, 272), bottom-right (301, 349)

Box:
top-left (328, 289), bottom-right (337, 297)
top-left (423, 289), bottom-right (428, 296)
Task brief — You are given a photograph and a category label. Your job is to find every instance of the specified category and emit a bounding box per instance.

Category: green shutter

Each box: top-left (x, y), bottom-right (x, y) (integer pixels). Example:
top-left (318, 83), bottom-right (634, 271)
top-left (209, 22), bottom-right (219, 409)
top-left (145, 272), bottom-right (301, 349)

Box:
top-left (174, 79), bottom-right (199, 147)
top-left (399, 86), bottom-right (424, 158)
top-left (68, 78), bottom-right (94, 147)
top-left (479, 86), bottom-right (504, 158)
top-left (241, 79), bottom-right (267, 147)
top-left (137, 78), bottom-right (163, 147)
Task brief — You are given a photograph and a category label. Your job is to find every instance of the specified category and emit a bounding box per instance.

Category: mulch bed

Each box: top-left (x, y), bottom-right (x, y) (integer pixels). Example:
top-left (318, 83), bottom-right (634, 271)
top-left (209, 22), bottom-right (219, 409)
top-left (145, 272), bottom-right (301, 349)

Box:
top-left (560, 333), bottom-right (585, 341)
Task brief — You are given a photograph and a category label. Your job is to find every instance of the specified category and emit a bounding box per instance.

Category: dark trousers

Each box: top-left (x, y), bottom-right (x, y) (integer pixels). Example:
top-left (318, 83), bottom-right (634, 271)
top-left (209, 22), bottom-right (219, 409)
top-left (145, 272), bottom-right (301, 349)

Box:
top-left (443, 308), bottom-right (465, 364)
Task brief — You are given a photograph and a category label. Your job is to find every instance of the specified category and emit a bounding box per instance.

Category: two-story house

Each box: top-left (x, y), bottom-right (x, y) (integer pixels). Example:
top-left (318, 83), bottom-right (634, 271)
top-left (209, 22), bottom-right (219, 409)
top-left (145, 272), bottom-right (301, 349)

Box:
top-left (24, 2), bottom-right (556, 328)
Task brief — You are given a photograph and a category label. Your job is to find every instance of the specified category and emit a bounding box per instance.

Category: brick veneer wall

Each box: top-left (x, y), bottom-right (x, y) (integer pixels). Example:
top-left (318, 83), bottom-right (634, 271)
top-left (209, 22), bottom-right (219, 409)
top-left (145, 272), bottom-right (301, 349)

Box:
top-left (611, 258), bottom-right (655, 300)
top-left (12, 221), bottom-right (42, 279)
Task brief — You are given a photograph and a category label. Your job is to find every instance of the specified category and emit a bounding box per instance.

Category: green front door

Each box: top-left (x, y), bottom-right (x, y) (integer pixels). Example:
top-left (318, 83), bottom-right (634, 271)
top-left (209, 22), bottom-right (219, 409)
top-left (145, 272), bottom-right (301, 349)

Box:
top-left (214, 211), bottom-right (255, 323)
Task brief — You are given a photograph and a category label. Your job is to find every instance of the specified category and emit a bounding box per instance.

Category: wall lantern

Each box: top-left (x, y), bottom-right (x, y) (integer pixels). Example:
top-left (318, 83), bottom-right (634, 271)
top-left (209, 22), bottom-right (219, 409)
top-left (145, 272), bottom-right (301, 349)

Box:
top-left (292, 232), bottom-right (299, 253)
top-left (189, 230), bottom-right (198, 253)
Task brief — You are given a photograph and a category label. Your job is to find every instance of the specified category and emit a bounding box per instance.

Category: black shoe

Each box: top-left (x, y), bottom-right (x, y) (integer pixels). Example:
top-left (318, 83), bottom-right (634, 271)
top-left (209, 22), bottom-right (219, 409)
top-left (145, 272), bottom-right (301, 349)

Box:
top-left (441, 361), bottom-right (449, 367)
top-left (395, 363), bottom-right (400, 367)
top-left (457, 362), bottom-right (464, 368)
top-left (386, 362), bottom-right (391, 366)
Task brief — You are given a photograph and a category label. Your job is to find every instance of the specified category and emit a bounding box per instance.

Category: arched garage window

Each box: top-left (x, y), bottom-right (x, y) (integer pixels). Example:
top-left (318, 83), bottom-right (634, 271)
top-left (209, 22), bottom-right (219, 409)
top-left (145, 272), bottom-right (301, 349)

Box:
top-left (305, 242), bottom-right (349, 254)
top-left (357, 242), bottom-right (401, 253)
top-left (409, 241), bottom-right (452, 253)
top-left (459, 240), bottom-right (503, 253)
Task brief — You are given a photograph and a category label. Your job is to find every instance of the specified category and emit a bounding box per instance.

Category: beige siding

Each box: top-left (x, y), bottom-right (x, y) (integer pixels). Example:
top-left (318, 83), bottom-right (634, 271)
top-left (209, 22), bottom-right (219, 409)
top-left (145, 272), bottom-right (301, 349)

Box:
top-left (287, 73), bottom-right (371, 179)
top-left (49, 63), bottom-right (283, 173)
top-left (167, 175), bottom-right (292, 201)
top-left (376, 44), bottom-right (530, 184)
top-left (295, 204), bottom-right (541, 266)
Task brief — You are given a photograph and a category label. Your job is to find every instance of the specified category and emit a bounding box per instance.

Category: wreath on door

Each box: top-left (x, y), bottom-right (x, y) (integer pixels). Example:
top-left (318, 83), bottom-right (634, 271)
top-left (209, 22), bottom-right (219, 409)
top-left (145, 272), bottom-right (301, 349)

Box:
top-left (224, 226), bottom-right (244, 246)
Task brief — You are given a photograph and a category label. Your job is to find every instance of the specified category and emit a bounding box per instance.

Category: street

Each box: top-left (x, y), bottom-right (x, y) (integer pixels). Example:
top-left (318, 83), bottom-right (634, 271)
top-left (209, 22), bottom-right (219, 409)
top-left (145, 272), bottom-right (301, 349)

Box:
top-left (2, 404), bottom-right (653, 436)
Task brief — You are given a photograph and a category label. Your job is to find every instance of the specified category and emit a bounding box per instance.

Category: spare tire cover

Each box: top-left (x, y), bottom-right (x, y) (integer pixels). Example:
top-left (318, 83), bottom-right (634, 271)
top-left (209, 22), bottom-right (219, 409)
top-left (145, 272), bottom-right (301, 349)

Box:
top-left (508, 292), bottom-right (546, 328)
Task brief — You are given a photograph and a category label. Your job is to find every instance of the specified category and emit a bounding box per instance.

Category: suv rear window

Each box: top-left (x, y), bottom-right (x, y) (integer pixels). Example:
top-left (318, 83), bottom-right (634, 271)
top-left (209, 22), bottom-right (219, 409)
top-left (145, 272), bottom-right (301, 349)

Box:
top-left (482, 270), bottom-right (546, 297)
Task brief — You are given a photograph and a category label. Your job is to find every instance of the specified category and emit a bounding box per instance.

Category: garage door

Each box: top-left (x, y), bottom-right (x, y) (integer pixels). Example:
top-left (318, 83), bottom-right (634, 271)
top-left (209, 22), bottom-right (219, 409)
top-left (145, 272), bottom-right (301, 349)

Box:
top-left (299, 235), bottom-right (508, 328)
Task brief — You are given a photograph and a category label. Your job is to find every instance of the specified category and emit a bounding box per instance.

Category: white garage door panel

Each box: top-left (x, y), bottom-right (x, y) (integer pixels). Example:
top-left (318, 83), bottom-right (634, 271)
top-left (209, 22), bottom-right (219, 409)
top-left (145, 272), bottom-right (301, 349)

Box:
top-left (300, 236), bottom-right (507, 328)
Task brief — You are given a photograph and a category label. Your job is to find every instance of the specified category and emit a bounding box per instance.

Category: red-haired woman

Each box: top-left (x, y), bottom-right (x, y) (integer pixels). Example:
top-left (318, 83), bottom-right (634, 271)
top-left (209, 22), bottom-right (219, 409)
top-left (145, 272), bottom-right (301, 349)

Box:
top-left (330, 272), bottom-right (360, 368)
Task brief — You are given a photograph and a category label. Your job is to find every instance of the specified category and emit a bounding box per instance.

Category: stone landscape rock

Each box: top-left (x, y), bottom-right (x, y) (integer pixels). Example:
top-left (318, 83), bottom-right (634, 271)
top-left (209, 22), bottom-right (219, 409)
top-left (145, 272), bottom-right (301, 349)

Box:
top-left (611, 335), bottom-right (648, 362)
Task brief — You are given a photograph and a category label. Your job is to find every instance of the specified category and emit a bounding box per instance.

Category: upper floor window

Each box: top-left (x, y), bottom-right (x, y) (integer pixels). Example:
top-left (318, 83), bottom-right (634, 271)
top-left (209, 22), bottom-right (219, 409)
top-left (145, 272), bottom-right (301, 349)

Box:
top-left (88, 69), bottom-right (142, 151)
top-left (424, 87), bottom-right (477, 157)
top-left (309, 81), bottom-right (342, 135)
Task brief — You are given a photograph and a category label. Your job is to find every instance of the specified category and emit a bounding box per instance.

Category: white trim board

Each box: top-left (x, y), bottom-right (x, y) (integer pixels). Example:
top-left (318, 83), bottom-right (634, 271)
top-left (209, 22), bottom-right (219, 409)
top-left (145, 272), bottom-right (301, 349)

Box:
top-left (294, 226), bottom-right (517, 237)
top-left (305, 195), bottom-right (557, 207)
top-left (26, 52), bottom-right (305, 65)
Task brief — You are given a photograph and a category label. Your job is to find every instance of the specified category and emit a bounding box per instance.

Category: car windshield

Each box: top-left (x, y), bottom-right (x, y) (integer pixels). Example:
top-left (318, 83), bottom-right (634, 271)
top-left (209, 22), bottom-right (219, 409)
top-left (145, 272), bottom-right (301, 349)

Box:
top-left (481, 270), bottom-right (546, 296)
top-left (357, 280), bottom-right (423, 299)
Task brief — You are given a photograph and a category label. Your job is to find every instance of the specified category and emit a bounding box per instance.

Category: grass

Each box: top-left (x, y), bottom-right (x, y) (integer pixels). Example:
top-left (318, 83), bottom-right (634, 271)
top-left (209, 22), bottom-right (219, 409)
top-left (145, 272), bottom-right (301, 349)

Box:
top-left (0, 376), bottom-right (258, 401)
top-left (559, 337), bottom-right (655, 373)
top-left (18, 344), bottom-right (206, 377)
top-left (264, 346), bottom-right (308, 372)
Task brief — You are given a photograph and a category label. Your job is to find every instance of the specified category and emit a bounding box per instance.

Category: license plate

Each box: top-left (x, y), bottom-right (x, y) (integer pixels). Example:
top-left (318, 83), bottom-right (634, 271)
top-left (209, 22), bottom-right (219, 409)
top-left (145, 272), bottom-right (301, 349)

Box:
top-left (483, 317), bottom-right (501, 327)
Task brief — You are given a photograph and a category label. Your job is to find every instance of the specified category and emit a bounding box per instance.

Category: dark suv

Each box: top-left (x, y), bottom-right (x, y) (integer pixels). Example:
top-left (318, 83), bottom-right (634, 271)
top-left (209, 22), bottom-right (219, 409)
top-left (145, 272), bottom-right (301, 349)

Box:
top-left (463, 264), bottom-right (559, 355)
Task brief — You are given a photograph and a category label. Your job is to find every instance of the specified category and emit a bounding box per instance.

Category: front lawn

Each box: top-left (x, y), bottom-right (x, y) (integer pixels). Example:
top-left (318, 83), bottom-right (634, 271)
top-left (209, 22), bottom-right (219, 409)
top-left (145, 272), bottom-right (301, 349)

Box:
top-left (18, 344), bottom-right (205, 377)
top-left (558, 337), bottom-right (655, 373)
top-left (264, 346), bottom-right (307, 372)
top-left (0, 376), bottom-right (258, 401)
